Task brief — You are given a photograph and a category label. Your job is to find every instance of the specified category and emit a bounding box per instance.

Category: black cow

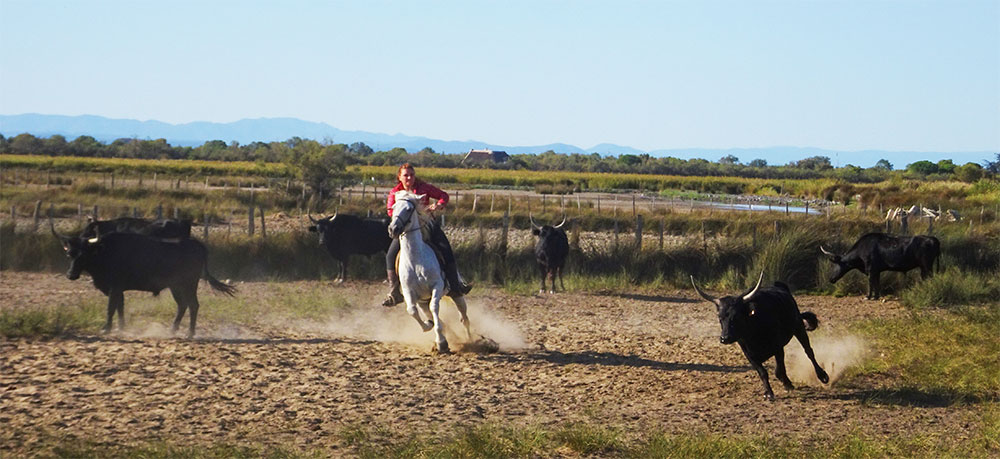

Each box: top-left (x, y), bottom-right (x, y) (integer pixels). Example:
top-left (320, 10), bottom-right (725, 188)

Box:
top-left (821, 232), bottom-right (940, 299)
top-left (308, 213), bottom-right (392, 283)
top-left (530, 215), bottom-right (569, 294)
top-left (81, 217), bottom-right (192, 240)
top-left (52, 220), bottom-right (236, 337)
top-left (691, 273), bottom-right (829, 400)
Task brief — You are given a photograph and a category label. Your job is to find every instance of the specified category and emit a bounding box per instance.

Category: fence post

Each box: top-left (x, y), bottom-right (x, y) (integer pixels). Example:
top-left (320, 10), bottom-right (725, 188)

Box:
top-left (490, 194), bottom-right (495, 213)
top-left (33, 200), bottom-right (42, 232)
top-left (659, 219), bottom-right (664, 251)
top-left (472, 193), bottom-right (478, 213)
top-left (900, 212), bottom-right (909, 235)
top-left (259, 207), bottom-right (266, 239)
top-left (634, 214), bottom-right (643, 250)
top-left (203, 213), bottom-right (211, 240)
top-left (174, 207), bottom-right (180, 220)
top-left (926, 216), bottom-right (933, 235)
top-left (93, 205), bottom-right (99, 221)
top-left (632, 194), bottom-right (636, 217)
top-left (248, 206), bottom-right (255, 236)
top-left (613, 217), bottom-right (620, 248)
top-left (440, 214), bottom-right (445, 228)
top-left (702, 220), bottom-right (707, 253)
top-left (500, 210), bottom-right (509, 257)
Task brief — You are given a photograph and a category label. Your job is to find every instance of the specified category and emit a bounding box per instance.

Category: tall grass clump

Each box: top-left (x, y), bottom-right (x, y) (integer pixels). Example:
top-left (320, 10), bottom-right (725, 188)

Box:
top-left (900, 268), bottom-right (1000, 309)
top-left (746, 222), bottom-right (827, 291)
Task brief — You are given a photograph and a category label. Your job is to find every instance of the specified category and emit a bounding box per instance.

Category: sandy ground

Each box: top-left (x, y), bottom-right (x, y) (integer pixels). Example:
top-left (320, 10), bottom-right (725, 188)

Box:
top-left (0, 271), bottom-right (985, 454)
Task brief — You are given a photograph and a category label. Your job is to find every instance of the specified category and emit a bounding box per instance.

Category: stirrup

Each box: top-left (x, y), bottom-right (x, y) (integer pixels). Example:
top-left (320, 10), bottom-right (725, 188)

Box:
top-left (382, 292), bottom-right (402, 307)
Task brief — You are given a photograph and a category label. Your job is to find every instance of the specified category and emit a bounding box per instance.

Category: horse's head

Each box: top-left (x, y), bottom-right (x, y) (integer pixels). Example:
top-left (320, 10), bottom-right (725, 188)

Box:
top-left (388, 191), bottom-right (427, 238)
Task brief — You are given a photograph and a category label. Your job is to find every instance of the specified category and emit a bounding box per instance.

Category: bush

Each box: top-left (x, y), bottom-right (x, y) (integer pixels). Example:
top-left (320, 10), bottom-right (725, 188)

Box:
top-left (900, 268), bottom-right (1000, 309)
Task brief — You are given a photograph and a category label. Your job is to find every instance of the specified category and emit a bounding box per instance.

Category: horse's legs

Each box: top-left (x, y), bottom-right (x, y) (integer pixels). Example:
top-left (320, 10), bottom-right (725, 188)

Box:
top-left (404, 292), bottom-right (433, 332)
top-left (418, 300), bottom-right (433, 326)
top-left (451, 295), bottom-right (472, 341)
top-left (430, 291), bottom-right (449, 353)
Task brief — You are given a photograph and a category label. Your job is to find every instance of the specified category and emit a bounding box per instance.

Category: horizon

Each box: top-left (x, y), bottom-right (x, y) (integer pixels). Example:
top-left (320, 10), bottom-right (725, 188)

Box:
top-left (0, 113), bottom-right (994, 169)
top-left (1, 1), bottom-right (998, 157)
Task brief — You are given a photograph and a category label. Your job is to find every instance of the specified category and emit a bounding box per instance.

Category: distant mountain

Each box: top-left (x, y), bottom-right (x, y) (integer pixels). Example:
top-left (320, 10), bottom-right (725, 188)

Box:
top-left (0, 113), bottom-right (616, 156)
top-left (0, 113), bottom-right (989, 168)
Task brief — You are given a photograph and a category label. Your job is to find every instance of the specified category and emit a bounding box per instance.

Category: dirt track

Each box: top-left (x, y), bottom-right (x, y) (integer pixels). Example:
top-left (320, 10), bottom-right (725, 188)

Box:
top-left (0, 272), bottom-right (983, 454)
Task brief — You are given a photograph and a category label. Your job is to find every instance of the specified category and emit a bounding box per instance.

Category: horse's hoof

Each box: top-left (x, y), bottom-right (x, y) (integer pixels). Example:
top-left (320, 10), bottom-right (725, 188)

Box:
top-left (435, 342), bottom-right (451, 354)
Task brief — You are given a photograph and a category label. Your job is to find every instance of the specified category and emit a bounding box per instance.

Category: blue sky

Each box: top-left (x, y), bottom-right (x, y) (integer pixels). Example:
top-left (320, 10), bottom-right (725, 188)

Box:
top-left (1, 0), bottom-right (997, 156)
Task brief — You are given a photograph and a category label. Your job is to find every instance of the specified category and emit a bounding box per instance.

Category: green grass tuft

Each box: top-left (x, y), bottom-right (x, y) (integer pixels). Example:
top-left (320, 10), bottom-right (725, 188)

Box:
top-left (900, 268), bottom-right (1000, 309)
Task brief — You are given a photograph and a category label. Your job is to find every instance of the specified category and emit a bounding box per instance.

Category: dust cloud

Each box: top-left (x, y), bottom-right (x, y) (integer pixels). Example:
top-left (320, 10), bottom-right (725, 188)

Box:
top-left (784, 333), bottom-right (868, 386)
top-left (302, 295), bottom-right (529, 352)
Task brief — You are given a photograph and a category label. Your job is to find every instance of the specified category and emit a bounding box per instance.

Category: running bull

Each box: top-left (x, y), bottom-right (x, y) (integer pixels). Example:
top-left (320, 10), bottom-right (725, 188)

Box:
top-left (691, 273), bottom-right (830, 400)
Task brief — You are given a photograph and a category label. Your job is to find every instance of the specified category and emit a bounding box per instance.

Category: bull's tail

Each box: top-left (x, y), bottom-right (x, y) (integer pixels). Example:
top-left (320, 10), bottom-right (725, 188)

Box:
top-left (800, 311), bottom-right (820, 331)
top-left (203, 267), bottom-right (237, 296)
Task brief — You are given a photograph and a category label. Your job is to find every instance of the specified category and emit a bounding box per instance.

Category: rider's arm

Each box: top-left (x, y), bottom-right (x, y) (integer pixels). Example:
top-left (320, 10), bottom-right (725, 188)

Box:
top-left (421, 183), bottom-right (449, 210)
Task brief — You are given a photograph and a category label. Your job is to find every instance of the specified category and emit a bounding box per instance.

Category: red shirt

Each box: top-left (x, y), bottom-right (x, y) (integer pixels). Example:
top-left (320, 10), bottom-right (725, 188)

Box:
top-left (386, 181), bottom-right (449, 216)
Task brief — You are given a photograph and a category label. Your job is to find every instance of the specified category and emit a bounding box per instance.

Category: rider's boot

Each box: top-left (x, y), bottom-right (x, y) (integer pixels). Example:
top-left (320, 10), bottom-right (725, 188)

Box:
top-left (382, 269), bottom-right (404, 307)
top-left (444, 262), bottom-right (472, 298)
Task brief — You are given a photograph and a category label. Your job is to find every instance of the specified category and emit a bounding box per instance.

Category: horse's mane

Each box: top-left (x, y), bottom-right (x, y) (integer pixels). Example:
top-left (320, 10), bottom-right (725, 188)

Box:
top-left (394, 190), bottom-right (433, 228)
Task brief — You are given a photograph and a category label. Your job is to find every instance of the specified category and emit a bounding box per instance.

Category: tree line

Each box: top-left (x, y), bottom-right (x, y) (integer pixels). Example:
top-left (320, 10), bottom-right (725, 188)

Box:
top-left (1, 132), bottom-right (995, 188)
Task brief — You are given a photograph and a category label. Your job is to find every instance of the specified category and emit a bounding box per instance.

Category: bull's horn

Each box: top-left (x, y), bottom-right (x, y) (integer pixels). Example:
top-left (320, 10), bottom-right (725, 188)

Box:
top-left (690, 276), bottom-right (719, 306)
top-left (553, 215), bottom-right (567, 229)
top-left (86, 227), bottom-right (101, 244)
top-left (528, 214), bottom-right (542, 230)
top-left (741, 271), bottom-right (765, 302)
top-left (49, 215), bottom-right (71, 243)
top-left (308, 213), bottom-right (318, 223)
top-left (819, 245), bottom-right (837, 258)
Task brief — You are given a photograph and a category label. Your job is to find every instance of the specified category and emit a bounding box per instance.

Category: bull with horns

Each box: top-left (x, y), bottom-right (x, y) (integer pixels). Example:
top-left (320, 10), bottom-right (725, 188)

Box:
top-left (530, 214), bottom-right (569, 294)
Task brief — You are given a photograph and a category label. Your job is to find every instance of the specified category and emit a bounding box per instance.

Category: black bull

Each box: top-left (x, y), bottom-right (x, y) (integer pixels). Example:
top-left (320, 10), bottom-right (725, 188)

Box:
top-left (691, 273), bottom-right (829, 400)
top-left (52, 221), bottom-right (236, 337)
top-left (821, 232), bottom-right (940, 299)
top-left (530, 215), bottom-right (569, 294)
top-left (308, 214), bottom-right (392, 282)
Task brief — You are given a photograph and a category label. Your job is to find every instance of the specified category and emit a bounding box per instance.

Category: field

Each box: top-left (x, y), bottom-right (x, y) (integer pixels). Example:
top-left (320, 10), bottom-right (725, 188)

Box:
top-left (2, 272), bottom-right (998, 457)
top-left (1, 158), bottom-right (999, 456)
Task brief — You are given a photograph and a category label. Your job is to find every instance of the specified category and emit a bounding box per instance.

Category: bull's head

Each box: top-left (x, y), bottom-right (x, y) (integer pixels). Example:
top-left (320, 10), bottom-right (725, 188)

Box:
top-left (307, 213), bottom-right (336, 244)
top-left (819, 246), bottom-right (850, 283)
top-left (529, 214), bottom-right (566, 236)
top-left (691, 272), bottom-right (764, 344)
top-left (51, 216), bottom-right (98, 280)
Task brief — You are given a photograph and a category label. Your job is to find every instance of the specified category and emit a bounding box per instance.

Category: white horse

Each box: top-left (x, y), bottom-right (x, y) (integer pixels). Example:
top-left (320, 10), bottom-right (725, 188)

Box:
top-left (387, 190), bottom-right (471, 353)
